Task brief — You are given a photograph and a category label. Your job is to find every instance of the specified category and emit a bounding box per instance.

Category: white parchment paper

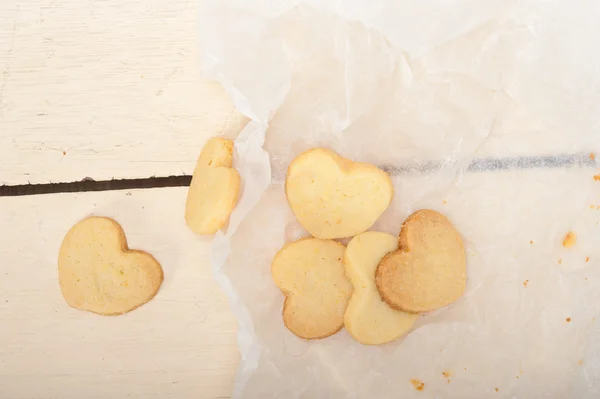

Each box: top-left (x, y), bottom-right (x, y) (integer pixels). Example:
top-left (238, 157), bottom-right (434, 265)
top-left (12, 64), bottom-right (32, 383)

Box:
top-left (200, 1), bottom-right (600, 397)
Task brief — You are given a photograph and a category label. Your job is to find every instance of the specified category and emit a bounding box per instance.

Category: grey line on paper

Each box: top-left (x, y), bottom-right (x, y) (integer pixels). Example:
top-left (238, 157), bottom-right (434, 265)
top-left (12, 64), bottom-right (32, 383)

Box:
top-left (382, 152), bottom-right (595, 175)
top-left (272, 152), bottom-right (596, 182)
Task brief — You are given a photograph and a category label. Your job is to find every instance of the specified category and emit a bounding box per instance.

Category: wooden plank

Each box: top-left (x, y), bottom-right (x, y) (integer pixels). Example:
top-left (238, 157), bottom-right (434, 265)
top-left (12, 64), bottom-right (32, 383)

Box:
top-left (0, 0), bottom-right (247, 185)
top-left (0, 188), bottom-right (239, 399)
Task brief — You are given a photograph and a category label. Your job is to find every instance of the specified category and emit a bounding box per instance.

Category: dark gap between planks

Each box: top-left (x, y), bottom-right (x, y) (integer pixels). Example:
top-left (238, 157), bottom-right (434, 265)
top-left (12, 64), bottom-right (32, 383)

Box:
top-left (0, 176), bottom-right (192, 197)
top-left (0, 152), bottom-right (595, 197)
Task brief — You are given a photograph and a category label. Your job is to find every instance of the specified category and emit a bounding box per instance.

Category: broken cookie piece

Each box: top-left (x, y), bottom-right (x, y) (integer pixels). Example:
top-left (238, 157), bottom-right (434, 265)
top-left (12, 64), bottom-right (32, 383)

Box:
top-left (185, 138), bottom-right (240, 235)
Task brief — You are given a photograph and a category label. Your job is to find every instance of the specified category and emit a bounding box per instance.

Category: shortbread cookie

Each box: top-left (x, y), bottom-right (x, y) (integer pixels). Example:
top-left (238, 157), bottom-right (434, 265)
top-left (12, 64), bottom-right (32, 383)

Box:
top-left (271, 238), bottom-right (353, 339)
top-left (344, 232), bottom-right (418, 345)
top-left (285, 148), bottom-right (394, 239)
top-left (376, 210), bottom-right (466, 313)
top-left (185, 138), bottom-right (240, 235)
top-left (58, 217), bottom-right (163, 315)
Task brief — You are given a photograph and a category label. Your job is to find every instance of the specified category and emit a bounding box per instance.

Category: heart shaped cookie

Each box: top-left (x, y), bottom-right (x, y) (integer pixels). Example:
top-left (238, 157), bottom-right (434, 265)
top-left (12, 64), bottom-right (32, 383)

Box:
top-left (285, 148), bottom-right (394, 239)
top-left (344, 232), bottom-right (418, 345)
top-left (271, 238), bottom-right (353, 339)
top-left (58, 217), bottom-right (164, 315)
top-left (376, 210), bottom-right (466, 313)
top-left (185, 137), bottom-right (240, 235)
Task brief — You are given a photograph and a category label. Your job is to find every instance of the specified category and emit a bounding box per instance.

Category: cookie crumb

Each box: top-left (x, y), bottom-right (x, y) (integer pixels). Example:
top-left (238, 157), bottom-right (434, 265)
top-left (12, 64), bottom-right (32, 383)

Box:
top-left (579, 360), bottom-right (584, 365)
top-left (443, 200), bottom-right (448, 204)
top-left (566, 317), bottom-right (571, 323)
top-left (530, 240), bottom-right (534, 245)
top-left (558, 258), bottom-right (563, 264)
top-left (594, 174), bottom-right (600, 181)
top-left (523, 280), bottom-right (529, 287)
top-left (562, 231), bottom-right (577, 248)
top-left (516, 375), bottom-right (520, 379)
top-left (410, 379), bottom-right (425, 391)
top-left (591, 153), bottom-right (596, 161)
top-left (495, 388), bottom-right (499, 392)
top-left (442, 370), bottom-right (453, 383)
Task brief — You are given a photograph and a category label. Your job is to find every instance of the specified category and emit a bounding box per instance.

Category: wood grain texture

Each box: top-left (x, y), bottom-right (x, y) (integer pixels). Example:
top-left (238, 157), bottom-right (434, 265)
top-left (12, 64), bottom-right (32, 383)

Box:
top-left (0, 1), bottom-right (244, 397)
top-left (0, 0), bottom-right (248, 185)
top-left (0, 188), bottom-right (239, 399)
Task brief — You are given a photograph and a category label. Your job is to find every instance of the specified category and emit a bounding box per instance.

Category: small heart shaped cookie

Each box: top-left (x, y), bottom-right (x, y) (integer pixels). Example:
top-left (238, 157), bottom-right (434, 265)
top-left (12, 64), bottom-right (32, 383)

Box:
top-left (185, 138), bottom-right (240, 235)
top-left (344, 232), bottom-right (418, 345)
top-left (285, 148), bottom-right (394, 239)
top-left (271, 238), bottom-right (353, 339)
top-left (376, 210), bottom-right (466, 313)
top-left (58, 217), bottom-right (164, 315)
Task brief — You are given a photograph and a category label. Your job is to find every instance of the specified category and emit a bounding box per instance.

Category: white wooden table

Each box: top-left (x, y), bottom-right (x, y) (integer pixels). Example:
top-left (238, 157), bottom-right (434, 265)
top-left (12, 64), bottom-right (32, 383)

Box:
top-left (0, 1), bottom-right (246, 397)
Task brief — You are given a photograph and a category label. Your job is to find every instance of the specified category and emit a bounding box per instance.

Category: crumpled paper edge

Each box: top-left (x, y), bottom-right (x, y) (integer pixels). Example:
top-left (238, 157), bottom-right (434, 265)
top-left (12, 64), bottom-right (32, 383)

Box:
top-left (210, 120), bottom-right (272, 397)
top-left (197, 0), bottom-right (295, 394)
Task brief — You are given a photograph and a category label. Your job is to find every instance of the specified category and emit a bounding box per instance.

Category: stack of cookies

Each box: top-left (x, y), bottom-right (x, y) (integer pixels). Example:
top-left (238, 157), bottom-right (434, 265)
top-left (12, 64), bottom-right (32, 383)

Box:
top-left (272, 148), bottom-right (466, 345)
